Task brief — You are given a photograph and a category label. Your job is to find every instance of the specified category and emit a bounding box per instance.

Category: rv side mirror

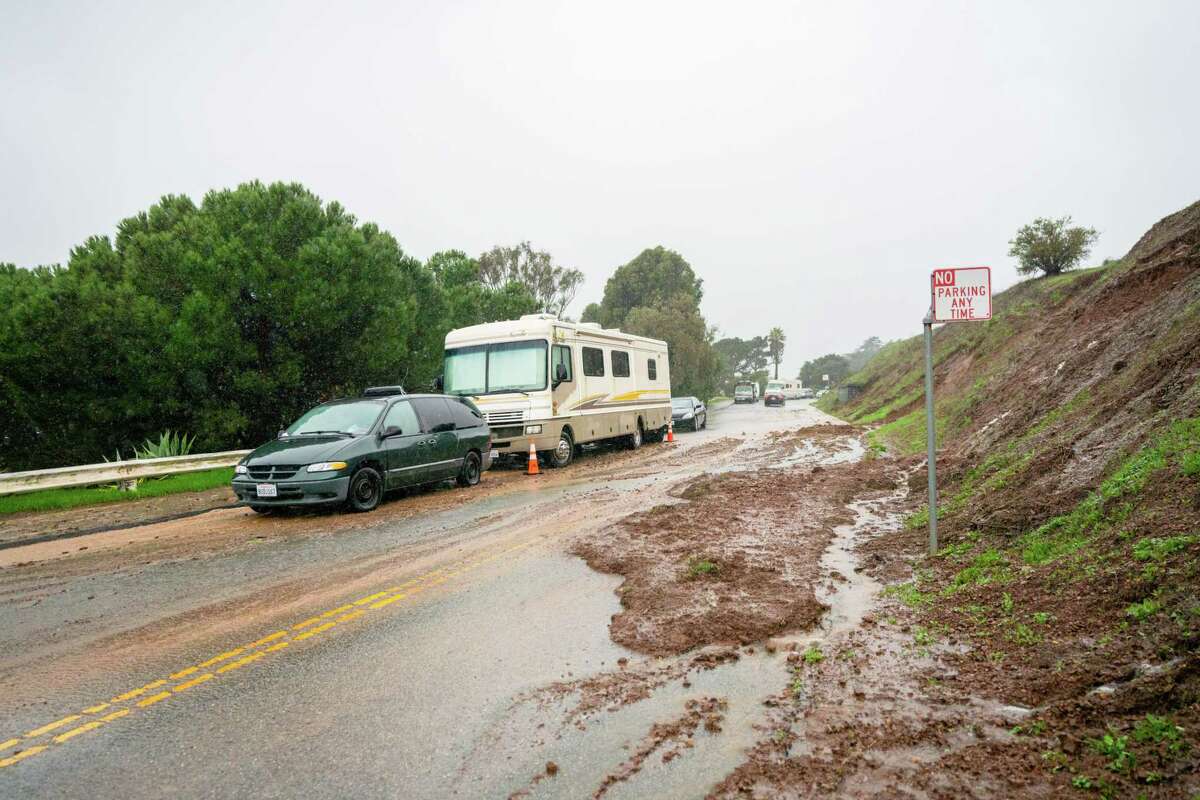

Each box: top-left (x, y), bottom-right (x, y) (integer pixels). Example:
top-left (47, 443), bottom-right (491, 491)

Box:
top-left (433, 374), bottom-right (444, 392)
top-left (380, 425), bottom-right (402, 438)
top-left (555, 363), bottom-right (569, 383)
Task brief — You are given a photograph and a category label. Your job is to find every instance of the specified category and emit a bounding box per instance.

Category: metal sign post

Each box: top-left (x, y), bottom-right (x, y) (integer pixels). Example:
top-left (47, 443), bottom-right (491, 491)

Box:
top-left (923, 308), bottom-right (938, 555)
top-left (924, 266), bottom-right (993, 556)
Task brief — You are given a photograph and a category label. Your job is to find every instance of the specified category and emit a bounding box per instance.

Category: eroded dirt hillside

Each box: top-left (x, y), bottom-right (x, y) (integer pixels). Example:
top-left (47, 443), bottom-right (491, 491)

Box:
top-left (820, 200), bottom-right (1200, 797)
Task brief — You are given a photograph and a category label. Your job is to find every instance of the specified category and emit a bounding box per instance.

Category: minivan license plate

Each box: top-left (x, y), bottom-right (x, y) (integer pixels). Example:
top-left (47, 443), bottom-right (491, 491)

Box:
top-left (256, 483), bottom-right (277, 498)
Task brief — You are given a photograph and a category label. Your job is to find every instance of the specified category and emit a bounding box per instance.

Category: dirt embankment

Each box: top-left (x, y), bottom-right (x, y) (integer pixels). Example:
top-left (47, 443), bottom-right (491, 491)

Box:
top-left (811, 200), bottom-right (1200, 797)
top-left (573, 427), bottom-right (896, 657)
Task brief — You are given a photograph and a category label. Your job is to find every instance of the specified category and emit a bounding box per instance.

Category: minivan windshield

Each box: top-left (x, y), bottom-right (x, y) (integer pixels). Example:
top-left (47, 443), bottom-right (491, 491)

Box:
top-left (766, 381), bottom-right (785, 391)
top-left (735, 385), bottom-right (753, 395)
top-left (444, 339), bottom-right (548, 395)
top-left (285, 400), bottom-right (386, 436)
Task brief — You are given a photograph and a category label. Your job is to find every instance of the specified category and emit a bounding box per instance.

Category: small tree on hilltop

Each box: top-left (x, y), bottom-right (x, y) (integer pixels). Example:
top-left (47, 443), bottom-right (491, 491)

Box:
top-left (1008, 216), bottom-right (1098, 277)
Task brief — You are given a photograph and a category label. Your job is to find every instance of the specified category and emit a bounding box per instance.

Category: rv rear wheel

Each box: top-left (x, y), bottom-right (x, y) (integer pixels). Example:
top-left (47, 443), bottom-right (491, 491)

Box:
top-left (626, 422), bottom-right (643, 450)
top-left (547, 430), bottom-right (574, 468)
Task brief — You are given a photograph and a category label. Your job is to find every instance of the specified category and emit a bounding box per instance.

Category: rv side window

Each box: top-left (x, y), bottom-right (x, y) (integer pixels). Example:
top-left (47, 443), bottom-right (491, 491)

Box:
top-left (611, 350), bottom-right (630, 378)
top-left (582, 346), bottom-right (605, 377)
top-left (648, 359), bottom-right (657, 380)
top-left (552, 344), bottom-right (573, 382)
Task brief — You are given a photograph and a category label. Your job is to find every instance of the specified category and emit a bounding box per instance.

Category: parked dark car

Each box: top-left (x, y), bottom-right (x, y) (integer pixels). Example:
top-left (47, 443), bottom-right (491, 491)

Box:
top-left (671, 396), bottom-right (707, 431)
top-left (231, 390), bottom-right (491, 513)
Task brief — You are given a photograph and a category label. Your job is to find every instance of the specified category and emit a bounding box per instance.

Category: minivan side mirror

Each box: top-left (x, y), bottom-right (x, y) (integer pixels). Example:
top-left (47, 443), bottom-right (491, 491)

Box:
top-left (380, 425), bottom-right (402, 438)
top-left (433, 374), bottom-right (444, 392)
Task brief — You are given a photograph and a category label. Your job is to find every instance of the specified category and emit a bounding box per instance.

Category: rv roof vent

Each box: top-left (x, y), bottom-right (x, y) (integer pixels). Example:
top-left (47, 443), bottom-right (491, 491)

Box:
top-left (578, 322), bottom-right (602, 330)
top-left (519, 313), bottom-right (558, 322)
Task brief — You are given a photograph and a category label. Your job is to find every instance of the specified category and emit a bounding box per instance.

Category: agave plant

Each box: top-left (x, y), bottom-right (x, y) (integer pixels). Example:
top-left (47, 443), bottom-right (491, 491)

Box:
top-left (134, 431), bottom-right (196, 460)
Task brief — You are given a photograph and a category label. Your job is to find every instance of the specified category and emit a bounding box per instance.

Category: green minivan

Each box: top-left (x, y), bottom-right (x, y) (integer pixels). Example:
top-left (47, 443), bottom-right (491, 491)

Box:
top-left (231, 389), bottom-right (491, 513)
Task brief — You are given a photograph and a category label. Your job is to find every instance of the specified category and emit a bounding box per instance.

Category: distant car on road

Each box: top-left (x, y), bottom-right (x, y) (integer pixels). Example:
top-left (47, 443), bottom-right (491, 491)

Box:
top-left (763, 385), bottom-right (786, 406)
top-left (671, 396), bottom-right (707, 430)
top-left (232, 389), bottom-right (491, 514)
top-left (799, 387), bottom-right (815, 399)
top-left (733, 381), bottom-right (758, 404)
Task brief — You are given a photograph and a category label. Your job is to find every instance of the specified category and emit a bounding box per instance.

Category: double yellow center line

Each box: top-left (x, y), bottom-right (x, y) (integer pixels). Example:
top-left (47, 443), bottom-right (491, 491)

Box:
top-left (0, 540), bottom-right (534, 770)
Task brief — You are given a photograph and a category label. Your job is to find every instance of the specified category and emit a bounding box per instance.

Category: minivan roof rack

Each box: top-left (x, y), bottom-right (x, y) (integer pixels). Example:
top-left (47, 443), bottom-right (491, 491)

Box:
top-left (363, 385), bottom-right (406, 397)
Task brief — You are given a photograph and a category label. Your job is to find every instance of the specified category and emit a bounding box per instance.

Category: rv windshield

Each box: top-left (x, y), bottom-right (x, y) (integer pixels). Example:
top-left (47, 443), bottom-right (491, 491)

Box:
top-left (444, 339), bottom-right (548, 396)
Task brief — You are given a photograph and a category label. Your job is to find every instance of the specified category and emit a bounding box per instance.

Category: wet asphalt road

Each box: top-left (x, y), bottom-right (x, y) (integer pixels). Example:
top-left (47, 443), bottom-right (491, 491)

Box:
top-left (0, 400), bottom-right (834, 799)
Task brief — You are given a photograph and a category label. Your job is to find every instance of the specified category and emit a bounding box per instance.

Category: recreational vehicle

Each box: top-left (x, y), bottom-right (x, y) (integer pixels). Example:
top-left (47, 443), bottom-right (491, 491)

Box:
top-left (765, 379), bottom-right (802, 399)
top-left (442, 315), bottom-right (672, 468)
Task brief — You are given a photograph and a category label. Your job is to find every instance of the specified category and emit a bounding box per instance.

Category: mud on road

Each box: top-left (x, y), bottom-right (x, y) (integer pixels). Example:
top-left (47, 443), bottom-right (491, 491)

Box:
top-left (7, 401), bottom-right (1189, 799)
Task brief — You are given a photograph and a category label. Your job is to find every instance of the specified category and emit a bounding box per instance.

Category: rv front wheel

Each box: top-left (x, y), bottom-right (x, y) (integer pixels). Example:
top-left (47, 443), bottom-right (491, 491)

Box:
top-left (547, 430), bottom-right (574, 468)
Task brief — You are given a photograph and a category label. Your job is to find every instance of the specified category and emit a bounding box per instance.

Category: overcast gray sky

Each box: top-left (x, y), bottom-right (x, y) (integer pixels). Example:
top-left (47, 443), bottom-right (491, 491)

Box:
top-left (2, 0), bottom-right (1198, 376)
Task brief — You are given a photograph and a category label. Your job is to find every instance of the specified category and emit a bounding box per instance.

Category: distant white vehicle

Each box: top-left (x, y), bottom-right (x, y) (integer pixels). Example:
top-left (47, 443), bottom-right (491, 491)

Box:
top-left (443, 314), bottom-right (672, 468)
top-left (733, 381), bottom-right (759, 403)
top-left (765, 379), bottom-right (802, 399)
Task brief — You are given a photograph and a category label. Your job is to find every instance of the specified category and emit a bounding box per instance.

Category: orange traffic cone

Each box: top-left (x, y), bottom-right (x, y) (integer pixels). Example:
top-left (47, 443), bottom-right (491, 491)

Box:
top-left (526, 439), bottom-right (540, 475)
top-left (666, 419), bottom-right (675, 443)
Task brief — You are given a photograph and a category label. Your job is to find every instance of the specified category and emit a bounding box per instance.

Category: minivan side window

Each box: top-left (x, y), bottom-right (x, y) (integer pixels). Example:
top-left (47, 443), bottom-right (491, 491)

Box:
top-left (582, 346), bottom-right (605, 377)
top-left (448, 398), bottom-right (484, 429)
top-left (413, 397), bottom-right (455, 433)
top-left (611, 350), bottom-right (630, 377)
top-left (552, 344), bottom-right (573, 382)
top-left (647, 358), bottom-right (657, 380)
top-left (382, 400), bottom-right (421, 435)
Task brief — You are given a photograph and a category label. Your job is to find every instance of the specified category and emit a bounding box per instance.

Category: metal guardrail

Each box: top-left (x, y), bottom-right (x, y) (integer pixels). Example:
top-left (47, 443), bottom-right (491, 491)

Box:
top-left (0, 450), bottom-right (252, 496)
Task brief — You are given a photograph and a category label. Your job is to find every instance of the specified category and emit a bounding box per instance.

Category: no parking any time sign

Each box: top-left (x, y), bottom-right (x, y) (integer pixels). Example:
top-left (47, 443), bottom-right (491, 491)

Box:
top-left (931, 267), bottom-right (991, 322)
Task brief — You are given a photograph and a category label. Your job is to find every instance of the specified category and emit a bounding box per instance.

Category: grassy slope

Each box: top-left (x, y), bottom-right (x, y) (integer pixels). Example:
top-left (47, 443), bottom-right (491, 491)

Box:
top-left (0, 467), bottom-right (234, 515)
top-left (826, 201), bottom-right (1200, 795)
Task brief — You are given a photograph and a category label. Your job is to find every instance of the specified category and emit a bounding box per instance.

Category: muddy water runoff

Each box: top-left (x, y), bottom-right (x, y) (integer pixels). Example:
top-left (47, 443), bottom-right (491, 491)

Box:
top-left (472, 422), bottom-right (899, 799)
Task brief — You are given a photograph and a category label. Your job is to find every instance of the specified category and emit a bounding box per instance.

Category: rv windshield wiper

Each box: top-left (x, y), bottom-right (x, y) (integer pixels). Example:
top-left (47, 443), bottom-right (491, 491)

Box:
top-left (490, 389), bottom-right (530, 397)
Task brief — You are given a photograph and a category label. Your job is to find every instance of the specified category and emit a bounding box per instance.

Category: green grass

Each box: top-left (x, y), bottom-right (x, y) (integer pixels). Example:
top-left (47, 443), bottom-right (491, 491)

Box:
top-left (1126, 598), bottom-right (1162, 622)
top-left (0, 468), bottom-right (235, 516)
top-left (1132, 535), bottom-right (1196, 562)
top-left (1132, 714), bottom-right (1186, 754)
top-left (884, 581), bottom-right (935, 608)
top-left (1018, 417), bottom-right (1200, 567)
top-left (686, 557), bottom-right (721, 579)
top-left (946, 549), bottom-right (1010, 592)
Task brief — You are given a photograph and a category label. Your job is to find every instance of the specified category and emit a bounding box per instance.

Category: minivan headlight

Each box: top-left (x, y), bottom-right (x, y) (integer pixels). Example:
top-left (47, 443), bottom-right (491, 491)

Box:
top-left (307, 461), bottom-right (348, 473)
top-left (235, 464), bottom-right (248, 474)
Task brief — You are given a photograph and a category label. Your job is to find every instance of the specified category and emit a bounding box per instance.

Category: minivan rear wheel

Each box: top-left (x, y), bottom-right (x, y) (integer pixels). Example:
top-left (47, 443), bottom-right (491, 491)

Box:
top-left (457, 451), bottom-right (482, 486)
top-left (346, 467), bottom-right (382, 512)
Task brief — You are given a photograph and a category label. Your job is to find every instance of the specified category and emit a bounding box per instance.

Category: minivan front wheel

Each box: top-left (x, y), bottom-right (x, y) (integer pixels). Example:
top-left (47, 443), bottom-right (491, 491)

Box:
top-left (457, 451), bottom-right (482, 486)
top-left (346, 467), bottom-right (382, 512)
